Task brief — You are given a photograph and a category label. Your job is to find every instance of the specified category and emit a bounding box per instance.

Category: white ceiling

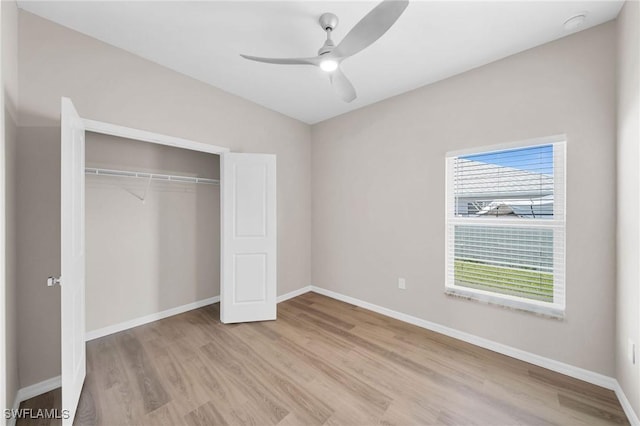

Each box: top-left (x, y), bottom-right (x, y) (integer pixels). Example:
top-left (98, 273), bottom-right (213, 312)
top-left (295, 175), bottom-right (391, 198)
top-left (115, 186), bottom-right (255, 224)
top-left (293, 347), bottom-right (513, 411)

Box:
top-left (18, 0), bottom-right (623, 124)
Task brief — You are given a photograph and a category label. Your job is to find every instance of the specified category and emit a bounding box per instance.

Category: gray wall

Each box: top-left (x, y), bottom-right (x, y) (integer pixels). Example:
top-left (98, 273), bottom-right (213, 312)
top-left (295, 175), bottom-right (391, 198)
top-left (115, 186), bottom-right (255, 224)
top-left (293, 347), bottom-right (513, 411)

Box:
top-left (85, 133), bottom-right (220, 332)
top-left (616, 0), bottom-right (640, 415)
top-left (16, 10), bottom-right (311, 387)
top-left (2, 0), bottom-right (19, 412)
top-left (311, 22), bottom-right (617, 375)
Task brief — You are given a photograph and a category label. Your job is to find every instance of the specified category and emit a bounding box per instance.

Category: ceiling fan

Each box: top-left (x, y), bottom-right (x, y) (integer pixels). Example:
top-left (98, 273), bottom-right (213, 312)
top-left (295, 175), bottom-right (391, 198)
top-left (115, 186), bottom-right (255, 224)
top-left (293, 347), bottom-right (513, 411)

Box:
top-left (240, 0), bottom-right (409, 103)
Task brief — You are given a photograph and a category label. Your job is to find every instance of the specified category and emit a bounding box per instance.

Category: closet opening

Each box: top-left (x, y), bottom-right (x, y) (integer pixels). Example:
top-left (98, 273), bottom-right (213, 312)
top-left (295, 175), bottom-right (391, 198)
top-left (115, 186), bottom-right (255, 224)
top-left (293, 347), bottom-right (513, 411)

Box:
top-left (60, 97), bottom-right (276, 424)
top-left (84, 132), bottom-right (221, 339)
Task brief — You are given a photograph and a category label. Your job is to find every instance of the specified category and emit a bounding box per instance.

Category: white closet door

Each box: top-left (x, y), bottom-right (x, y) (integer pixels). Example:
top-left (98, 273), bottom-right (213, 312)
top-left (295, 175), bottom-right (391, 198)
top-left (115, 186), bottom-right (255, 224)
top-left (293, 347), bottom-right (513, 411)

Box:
top-left (220, 153), bottom-right (277, 323)
top-left (60, 97), bottom-right (86, 426)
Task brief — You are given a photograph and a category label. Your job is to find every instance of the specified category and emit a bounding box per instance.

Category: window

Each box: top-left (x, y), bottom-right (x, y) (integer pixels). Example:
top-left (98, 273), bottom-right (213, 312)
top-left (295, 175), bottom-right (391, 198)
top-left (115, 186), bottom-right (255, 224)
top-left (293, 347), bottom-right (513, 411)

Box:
top-left (445, 137), bottom-right (566, 317)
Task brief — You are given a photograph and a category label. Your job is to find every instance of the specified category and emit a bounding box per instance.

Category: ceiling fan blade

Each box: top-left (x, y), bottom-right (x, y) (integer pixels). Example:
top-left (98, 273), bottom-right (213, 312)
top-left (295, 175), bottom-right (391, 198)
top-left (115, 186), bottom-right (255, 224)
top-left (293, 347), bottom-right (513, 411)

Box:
top-left (240, 54), bottom-right (320, 66)
top-left (330, 67), bottom-right (357, 103)
top-left (332, 0), bottom-right (409, 59)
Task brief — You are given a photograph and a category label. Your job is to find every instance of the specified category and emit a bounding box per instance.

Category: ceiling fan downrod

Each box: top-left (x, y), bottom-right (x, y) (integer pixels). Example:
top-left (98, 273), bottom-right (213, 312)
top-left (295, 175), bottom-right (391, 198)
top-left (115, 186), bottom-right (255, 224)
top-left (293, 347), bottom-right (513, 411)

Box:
top-left (318, 13), bottom-right (338, 55)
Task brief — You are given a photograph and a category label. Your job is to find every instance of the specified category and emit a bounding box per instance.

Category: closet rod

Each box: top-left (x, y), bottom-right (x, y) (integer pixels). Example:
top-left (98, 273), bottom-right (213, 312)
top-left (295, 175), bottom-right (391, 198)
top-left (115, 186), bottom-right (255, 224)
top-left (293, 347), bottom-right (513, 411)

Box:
top-left (85, 167), bottom-right (220, 185)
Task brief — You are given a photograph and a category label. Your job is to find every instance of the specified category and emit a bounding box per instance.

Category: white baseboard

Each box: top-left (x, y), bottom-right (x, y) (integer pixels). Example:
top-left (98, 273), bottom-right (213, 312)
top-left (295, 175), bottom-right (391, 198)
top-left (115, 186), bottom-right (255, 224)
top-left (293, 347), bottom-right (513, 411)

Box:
top-left (8, 376), bottom-right (62, 426)
top-left (85, 285), bottom-right (313, 342)
top-left (277, 285), bottom-right (312, 303)
top-left (309, 286), bottom-right (614, 388)
top-left (614, 381), bottom-right (640, 426)
top-left (309, 286), bottom-right (639, 425)
top-left (85, 296), bottom-right (220, 341)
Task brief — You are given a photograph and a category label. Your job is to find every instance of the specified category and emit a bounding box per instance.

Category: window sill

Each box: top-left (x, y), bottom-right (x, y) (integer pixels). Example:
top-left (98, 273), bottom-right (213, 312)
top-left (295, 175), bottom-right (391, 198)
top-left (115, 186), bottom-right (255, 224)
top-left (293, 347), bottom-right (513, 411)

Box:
top-left (445, 287), bottom-right (565, 320)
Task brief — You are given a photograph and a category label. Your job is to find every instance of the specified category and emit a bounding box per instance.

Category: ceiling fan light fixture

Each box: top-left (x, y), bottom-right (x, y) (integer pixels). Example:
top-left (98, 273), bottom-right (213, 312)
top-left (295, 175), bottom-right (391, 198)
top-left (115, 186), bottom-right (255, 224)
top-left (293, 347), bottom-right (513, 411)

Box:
top-left (239, 0), bottom-right (410, 102)
top-left (320, 59), bottom-right (339, 72)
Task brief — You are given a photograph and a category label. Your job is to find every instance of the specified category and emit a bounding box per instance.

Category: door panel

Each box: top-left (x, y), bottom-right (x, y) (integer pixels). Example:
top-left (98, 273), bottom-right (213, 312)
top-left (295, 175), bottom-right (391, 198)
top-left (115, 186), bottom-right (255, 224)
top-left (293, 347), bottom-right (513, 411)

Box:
top-left (234, 253), bottom-right (267, 303)
top-left (221, 153), bottom-right (276, 323)
top-left (60, 97), bottom-right (86, 426)
top-left (234, 163), bottom-right (267, 237)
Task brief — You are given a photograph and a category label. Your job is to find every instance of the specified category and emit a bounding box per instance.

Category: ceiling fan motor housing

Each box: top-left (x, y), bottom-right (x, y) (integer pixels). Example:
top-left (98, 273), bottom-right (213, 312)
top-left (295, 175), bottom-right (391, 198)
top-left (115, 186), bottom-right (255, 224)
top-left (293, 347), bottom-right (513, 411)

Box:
top-left (318, 39), bottom-right (335, 55)
top-left (319, 13), bottom-right (339, 31)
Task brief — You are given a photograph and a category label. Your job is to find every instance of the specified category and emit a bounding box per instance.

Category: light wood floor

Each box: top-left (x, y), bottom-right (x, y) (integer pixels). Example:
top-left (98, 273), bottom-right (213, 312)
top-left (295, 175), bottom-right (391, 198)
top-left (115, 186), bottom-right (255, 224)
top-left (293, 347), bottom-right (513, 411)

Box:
top-left (18, 292), bottom-right (629, 425)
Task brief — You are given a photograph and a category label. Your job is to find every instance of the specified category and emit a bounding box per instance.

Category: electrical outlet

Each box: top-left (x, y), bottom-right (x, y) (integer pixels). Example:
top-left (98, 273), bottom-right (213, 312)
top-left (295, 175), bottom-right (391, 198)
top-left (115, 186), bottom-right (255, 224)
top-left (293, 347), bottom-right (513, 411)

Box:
top-left (629, 339), bottom-right (636, 365)
top-left (398, 278), bottom-right (406, 290)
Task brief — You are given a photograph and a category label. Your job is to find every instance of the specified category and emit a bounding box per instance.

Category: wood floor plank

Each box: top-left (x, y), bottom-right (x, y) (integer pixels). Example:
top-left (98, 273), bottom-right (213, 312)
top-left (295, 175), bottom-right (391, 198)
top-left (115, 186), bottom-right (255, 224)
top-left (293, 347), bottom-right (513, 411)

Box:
top-left (143, 401), bottom-right (183, 426)
top-left (203, 325), bottom-right (333, 425)
top-left (199, 342), bottom-right (290, 424)
top-left (286, 300), bottom-right (356, 331)
top-left (115, 332), bottom-right (170, 414)
top-left (74, 376), bottom-right (99, 426)
top-left (152, 344), bottom-right (211, 414)
top-left (558, 393), bottom-right (629, 425)
top-left (184, 401), bottom-right (228, 426)
top-left (14, 293), bottom-right (630, 426)
top-left (529, 365), bottom-right (621, 404)
top-left (16, 388), bottom-right (62, 426)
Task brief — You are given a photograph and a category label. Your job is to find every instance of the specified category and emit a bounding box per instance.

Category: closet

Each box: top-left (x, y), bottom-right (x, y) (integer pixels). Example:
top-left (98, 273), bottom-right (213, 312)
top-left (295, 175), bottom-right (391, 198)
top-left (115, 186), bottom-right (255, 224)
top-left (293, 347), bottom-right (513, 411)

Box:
top-left (59, 98), bottom-right (276, 425)
top-left (84, 132), bottom-right (220, 335)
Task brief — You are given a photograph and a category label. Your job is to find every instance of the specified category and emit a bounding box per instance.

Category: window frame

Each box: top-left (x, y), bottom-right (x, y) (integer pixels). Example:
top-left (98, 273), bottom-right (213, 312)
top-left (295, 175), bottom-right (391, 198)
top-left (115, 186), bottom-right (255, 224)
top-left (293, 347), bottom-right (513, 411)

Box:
top-left (444, 135), bottom-right (567, 318)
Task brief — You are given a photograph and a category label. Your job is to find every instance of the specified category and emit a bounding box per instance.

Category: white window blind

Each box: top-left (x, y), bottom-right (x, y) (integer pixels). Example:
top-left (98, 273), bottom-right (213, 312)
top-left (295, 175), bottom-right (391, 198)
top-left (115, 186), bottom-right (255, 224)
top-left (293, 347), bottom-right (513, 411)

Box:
top-left (445, 137), bottom-right (566, 316)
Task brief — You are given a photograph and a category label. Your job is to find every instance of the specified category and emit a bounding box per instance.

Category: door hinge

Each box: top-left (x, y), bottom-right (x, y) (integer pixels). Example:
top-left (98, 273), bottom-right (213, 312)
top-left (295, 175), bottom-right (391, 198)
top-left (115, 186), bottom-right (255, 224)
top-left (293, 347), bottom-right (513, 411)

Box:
top-left (47, 276), bottom-right (61, 287)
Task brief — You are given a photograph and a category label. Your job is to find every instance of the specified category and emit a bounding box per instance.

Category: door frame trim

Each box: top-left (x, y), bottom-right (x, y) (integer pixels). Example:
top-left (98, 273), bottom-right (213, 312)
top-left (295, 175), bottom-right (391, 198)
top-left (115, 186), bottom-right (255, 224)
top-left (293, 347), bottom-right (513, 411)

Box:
top-left (63, 97), bottom-right (231, 421)
top-left (0, 3), bottom-right (6, 420)
top-left (82, 118), bottom-right (230, 154)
